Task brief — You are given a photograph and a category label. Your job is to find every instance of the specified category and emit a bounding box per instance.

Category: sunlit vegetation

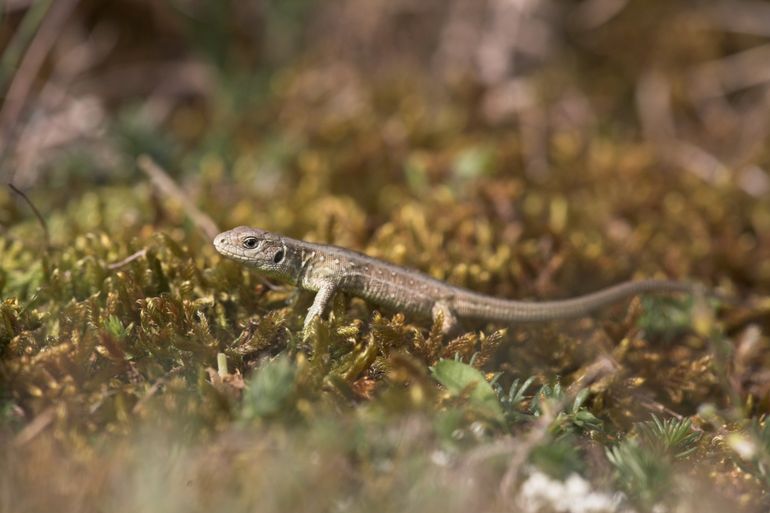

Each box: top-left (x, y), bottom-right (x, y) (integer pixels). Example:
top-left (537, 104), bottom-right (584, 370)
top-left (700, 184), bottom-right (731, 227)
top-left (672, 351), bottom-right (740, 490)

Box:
top-left (2, 1), bottom-right (770, 512)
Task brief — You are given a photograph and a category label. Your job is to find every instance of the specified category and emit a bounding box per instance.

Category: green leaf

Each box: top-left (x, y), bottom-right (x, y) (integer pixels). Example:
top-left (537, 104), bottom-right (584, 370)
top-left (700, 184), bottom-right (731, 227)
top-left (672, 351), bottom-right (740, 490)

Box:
top-left (572, 388), bottom-right (590, 413)
top-left (431, 359), bottom-right (503, 420)
top-left (606, 439), bottom-right (672, 509)
top-left (529, 434), bottom-right (584, 480)
top-left (241, 356), bottom-right (296, 420)
top-left (636, 414), bottom-right (701, 459)
top-left (105, 314), bottom-right (130, 339)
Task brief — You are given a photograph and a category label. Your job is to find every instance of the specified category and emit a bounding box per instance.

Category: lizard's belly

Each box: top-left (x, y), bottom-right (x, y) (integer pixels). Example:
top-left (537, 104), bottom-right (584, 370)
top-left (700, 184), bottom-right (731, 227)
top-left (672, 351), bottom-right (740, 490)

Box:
top-left (341, 274), bottom-right (440, 319)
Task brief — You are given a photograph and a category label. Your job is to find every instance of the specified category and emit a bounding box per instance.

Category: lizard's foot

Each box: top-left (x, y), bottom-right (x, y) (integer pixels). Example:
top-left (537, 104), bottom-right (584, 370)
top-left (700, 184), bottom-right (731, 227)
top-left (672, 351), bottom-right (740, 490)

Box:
top-left (302, 312), bottom-right (321, 341)
top-left (302, 281), bottom-right (338, 340)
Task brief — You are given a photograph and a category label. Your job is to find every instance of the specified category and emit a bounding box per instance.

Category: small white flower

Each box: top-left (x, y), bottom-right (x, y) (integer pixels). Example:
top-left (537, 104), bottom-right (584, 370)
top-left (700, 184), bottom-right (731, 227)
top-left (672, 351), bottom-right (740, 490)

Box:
top-left (517, 471), bottom-right (629, 513)
top-left (565, 473), bottom-right (591, 497)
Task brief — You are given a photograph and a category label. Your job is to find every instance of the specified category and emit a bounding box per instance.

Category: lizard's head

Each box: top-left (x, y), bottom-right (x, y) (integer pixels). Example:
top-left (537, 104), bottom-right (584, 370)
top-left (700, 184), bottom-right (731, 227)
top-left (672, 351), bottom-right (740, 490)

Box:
top-left (213, 226), bottom-right (295, 282)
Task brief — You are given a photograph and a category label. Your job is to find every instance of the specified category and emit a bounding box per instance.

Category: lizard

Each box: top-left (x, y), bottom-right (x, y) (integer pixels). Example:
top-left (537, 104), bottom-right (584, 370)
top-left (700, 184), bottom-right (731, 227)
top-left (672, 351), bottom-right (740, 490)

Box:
top-left (213, 226), bottom-right (696, 336)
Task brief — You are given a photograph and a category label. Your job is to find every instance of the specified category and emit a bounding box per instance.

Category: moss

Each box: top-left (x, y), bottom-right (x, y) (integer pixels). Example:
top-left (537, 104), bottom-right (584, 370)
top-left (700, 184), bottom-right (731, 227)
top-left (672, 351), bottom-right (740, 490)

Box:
top-left (3, 2), bottom-right (770, 511)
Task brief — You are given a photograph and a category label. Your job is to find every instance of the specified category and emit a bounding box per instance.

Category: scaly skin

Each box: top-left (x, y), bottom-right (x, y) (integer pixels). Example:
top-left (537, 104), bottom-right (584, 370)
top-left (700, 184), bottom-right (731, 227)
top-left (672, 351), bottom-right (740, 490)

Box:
top-left (214, 226), bottom-right (694, 335)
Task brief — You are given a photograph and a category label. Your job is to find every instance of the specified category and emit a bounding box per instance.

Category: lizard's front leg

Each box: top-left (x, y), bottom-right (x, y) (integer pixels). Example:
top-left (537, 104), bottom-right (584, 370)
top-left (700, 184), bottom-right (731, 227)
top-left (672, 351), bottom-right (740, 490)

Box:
top-left (303, 281), bottom-right (338, 338)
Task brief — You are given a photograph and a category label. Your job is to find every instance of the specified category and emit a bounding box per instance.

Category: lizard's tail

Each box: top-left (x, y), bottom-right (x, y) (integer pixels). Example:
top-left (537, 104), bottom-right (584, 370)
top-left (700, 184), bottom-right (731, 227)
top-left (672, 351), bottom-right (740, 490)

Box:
top-left (453, 280), bottom-right (697, 323)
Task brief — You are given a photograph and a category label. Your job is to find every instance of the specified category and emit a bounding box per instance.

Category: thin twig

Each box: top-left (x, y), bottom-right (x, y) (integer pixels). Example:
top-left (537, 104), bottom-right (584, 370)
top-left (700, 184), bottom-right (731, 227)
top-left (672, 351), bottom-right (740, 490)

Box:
top-left (131, 365), bottom-right (184, 415)
top-left (689, 43), bottom-right (770, 100)
top-left (12, 406), bottom-right (55, 447)
top-left (8, 182), bottom-right (50, 248)
top-left (107, 248), bottom-right (148, 270)
top-left (136, 155), bottom-right (278, 289)
top-left (136, 154), bottom-right (220, 240)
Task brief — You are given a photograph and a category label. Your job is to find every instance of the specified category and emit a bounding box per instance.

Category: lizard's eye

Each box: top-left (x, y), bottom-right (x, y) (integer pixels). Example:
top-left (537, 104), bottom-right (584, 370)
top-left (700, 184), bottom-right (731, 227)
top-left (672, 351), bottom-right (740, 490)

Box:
top-left (242, 237), bottom-right (259, 249)
top-left (273, 249), bottom-right (285, 263)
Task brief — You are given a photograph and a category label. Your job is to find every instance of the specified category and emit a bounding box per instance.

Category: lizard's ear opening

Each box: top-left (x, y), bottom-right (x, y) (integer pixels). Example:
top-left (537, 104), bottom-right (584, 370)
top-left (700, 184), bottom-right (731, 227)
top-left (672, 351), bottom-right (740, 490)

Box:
top-left (273, 249), bottom-right (285, 263)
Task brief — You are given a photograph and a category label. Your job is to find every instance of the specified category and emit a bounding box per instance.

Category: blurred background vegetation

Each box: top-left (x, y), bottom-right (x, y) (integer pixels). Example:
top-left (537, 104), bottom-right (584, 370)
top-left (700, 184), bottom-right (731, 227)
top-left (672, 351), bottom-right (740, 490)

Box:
top-left (2, 1), bottom-right (770, 511)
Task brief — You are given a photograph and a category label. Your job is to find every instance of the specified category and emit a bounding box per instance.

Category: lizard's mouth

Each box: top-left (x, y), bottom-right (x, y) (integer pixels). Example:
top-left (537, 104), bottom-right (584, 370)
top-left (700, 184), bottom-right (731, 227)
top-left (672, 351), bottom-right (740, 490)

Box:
top-left (215, 247), bottom-right (248, 263)
top-left (214, 244), bottom-right (238, 260)
top-left (213, 233), bottom-right (248, 262)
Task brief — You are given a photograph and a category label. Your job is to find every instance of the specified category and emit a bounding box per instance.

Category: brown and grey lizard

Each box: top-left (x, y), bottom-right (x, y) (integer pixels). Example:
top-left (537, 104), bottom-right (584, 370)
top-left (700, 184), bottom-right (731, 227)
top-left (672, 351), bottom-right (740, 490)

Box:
top-left (214, 226), bottom-right (696, 336)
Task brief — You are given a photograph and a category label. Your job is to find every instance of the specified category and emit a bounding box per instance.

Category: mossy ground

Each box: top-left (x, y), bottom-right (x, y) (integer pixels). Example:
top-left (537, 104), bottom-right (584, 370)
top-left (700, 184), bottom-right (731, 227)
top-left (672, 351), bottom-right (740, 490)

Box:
top-left (2, 2), bottom-right (770, 512)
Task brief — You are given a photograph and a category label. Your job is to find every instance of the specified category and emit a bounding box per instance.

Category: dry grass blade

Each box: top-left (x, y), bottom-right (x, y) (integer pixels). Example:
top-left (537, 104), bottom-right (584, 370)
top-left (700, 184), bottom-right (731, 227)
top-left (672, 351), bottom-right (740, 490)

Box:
top-left (107, 248), bottom-right (148, 270)
top-left (12, 406), bottom-right (55, 447)
top-left (0, 0), bottom-right (80, 172)
top-left (137, 154), bottom-right (220, 241)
